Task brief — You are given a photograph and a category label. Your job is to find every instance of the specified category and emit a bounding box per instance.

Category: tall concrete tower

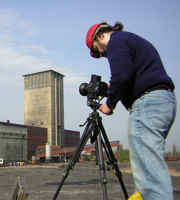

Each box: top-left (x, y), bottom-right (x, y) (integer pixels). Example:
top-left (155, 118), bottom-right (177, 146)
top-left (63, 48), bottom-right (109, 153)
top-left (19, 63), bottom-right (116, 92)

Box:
top-left (24, 70), bottom-right (64, 146)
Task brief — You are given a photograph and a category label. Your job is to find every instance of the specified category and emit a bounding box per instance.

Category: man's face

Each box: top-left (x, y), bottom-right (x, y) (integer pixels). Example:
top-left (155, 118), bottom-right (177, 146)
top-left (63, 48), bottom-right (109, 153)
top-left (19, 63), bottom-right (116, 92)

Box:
top-left (92, 35), bottom-right (107, 58)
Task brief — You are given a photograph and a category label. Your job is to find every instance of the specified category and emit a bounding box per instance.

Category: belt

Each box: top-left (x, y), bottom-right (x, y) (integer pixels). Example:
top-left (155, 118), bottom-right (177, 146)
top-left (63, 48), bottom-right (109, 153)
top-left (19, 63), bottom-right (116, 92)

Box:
top-left (135, 85), bottom-right (173, 101)
top-left (129, 85), bottom-right (173, 111)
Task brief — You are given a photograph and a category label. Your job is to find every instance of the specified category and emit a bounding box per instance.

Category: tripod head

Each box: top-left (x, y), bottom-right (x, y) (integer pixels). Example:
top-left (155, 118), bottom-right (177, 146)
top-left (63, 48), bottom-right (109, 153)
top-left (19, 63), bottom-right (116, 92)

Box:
top-left (87, 98), bottom-right (102, 111)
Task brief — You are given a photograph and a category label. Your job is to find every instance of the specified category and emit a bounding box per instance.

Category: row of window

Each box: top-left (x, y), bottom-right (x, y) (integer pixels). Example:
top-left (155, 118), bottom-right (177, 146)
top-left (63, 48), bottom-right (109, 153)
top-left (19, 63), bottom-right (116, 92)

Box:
top-left (24, 74), bottom-right (63, 89)
top-left (0, 132), bottom-right (26, 137)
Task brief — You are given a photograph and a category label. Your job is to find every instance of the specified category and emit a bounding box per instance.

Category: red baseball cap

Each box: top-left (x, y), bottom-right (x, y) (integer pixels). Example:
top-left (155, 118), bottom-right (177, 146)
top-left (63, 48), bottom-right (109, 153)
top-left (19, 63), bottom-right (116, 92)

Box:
top-left (86, 22), bottom-right (110, 58)
top-left (86, 23), bottom-right (100, 49)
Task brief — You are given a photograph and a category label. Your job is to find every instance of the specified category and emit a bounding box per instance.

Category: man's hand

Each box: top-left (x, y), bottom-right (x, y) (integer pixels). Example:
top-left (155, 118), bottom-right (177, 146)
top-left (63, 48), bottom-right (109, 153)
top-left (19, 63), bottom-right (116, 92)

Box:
top-left (99, 103), bottom-right (112, 115)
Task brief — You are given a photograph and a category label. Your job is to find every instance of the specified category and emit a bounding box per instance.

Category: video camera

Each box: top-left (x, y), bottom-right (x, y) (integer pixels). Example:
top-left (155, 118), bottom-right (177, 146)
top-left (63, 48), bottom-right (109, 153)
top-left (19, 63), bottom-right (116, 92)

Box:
top-left (79, 74), bottom-right (108, 107)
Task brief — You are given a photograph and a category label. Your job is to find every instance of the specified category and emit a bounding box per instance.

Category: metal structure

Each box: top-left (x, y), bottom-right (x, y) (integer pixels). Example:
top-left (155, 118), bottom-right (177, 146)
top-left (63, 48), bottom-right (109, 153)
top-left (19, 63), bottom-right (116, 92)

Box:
top-left (52, 104), bottom-right (128, 200)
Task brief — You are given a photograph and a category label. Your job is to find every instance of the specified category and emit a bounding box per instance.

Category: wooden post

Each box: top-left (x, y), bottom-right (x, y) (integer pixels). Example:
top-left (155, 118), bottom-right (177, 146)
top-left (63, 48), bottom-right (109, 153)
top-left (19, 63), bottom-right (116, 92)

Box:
top-left (10, 176), bottom-right (29, 200)
top-left (117, 145), bottom-right (121, 162)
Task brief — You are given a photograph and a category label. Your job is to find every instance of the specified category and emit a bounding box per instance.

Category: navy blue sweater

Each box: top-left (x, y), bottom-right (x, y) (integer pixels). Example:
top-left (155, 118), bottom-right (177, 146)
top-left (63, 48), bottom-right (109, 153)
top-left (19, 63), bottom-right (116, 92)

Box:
top-left (106, 31), bottom-right (175, 110)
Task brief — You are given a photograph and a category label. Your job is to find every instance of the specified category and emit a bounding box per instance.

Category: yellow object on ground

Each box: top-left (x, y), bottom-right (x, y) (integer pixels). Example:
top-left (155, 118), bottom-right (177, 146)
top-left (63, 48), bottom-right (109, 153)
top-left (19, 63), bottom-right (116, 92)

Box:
top-left (128, 191), bottom-right (143, 200)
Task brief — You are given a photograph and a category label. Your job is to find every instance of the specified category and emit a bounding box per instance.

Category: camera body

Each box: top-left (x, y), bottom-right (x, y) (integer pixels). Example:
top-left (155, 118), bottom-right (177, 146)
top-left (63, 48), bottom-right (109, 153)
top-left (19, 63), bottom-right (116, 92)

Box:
top-left (79, 74), bottom-right (108, 100)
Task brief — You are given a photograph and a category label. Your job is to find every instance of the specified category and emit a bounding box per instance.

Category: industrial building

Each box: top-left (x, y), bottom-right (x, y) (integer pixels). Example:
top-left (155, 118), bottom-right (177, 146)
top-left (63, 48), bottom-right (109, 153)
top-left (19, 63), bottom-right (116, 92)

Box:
top-left (0, 121), bottom-right (49, 161)
top-left (1, 69), bottom-right (120, 163)
top-left (83, 140), bottom-right (122, 155)
top-left (24, 70), bottom-right (64, 146)
top-left (27, 126), bottom-right (48, 160)
top-left (35, 129), bottom-right (80, 162)
top-left (36, 140), bottom-right (121, 162)
top-left (0, 121), bottom-right (28, 161)
top-left (0, 120), bottom-right (80, 162)
top-left (64, 129), bottom-right (80, 147)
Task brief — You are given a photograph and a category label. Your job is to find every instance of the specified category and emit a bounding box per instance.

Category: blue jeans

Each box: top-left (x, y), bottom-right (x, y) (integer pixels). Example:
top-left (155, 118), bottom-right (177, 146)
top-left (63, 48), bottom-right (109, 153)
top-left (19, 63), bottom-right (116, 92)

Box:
top-left (128, 90), bottom-right (177, 200)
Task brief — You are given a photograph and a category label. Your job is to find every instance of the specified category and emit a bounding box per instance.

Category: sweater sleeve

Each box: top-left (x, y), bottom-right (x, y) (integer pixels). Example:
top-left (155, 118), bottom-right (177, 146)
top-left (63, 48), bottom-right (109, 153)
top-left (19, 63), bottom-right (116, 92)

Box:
top-left (106, 34), bottom-right (136, 110)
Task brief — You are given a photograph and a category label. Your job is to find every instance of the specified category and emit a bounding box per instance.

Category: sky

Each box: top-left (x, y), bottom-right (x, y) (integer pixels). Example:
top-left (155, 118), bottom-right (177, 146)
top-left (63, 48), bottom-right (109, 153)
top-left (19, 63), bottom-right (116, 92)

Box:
top-left (0, 0), bottom-right (179, 152)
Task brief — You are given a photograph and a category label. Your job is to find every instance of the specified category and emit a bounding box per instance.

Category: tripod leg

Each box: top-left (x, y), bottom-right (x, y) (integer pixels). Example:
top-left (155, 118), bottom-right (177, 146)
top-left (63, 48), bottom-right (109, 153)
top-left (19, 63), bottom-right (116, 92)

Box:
top-left (97, 117), bottom-right (129, 200)
top-left (96, 133), bottom-right (109, 200)
top-left (52, 120), bottom-right (94, 200)
top-left (95, 141), bottom-right (99, 165)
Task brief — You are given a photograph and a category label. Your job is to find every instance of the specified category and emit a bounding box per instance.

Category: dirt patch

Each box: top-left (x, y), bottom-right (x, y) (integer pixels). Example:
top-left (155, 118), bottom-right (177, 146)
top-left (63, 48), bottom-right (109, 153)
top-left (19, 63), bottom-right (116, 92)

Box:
top-left (3, 162), bottom-right (180, 177)
top-left (120, 167), bottom-right (180, 177)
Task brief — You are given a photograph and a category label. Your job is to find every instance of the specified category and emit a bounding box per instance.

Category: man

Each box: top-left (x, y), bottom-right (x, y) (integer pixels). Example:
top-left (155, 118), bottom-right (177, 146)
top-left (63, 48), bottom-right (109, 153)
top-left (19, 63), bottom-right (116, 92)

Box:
top-left (85, 22), bottom-right (177, 200)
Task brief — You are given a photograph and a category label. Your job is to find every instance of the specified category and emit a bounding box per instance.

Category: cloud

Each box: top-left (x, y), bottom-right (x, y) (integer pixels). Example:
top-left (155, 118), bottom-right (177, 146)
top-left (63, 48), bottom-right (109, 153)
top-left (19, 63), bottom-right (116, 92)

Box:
top-left (16, 45), bottom-right (49, 55)
top-left (0, 9), bottom-right (34, 39)
top-left (0, 45), bottom-right (88, 88)
top-left (0, 9), bottom-right (88, 89)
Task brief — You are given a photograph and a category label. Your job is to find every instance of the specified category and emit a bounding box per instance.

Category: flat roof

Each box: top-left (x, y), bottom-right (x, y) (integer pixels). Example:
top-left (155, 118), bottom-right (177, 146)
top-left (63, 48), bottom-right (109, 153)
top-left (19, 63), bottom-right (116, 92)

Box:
top-left (0, 121), bottom-right (46, 129)
top-left (23, 69), bottom-right (64, 77)
top-left (0, 121), bottom-right (27, 128)
top-left (64, 129), bottom-right (80, 134)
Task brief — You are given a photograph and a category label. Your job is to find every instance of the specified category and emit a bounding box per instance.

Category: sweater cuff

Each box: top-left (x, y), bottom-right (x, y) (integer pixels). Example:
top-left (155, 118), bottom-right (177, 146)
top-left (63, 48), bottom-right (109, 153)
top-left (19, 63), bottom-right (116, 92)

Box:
top-left (106, 98), bottom-right (118, 110)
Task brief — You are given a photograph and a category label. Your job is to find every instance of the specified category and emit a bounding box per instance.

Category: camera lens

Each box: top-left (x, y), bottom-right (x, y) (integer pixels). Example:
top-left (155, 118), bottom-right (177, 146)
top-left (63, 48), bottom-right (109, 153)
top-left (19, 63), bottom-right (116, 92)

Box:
top-left (79, 83), bottom-right (88, 96)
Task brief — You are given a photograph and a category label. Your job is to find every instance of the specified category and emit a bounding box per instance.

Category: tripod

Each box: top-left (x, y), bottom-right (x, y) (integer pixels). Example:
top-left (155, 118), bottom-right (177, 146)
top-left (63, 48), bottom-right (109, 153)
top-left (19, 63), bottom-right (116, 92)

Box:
top-left (52, 102), bottom-right (129, 200)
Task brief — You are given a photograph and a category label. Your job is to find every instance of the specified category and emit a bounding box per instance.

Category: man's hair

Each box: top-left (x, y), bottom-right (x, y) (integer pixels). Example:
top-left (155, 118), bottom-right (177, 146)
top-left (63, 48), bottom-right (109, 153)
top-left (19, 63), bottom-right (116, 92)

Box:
top-left (96, 22), bottom-right (124, 38)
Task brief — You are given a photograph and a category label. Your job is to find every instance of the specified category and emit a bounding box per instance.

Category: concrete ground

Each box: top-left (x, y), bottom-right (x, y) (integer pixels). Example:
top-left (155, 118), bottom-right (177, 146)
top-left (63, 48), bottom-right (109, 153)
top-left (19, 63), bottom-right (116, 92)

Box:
top-left (0, 161), bottom-right (180, 200)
